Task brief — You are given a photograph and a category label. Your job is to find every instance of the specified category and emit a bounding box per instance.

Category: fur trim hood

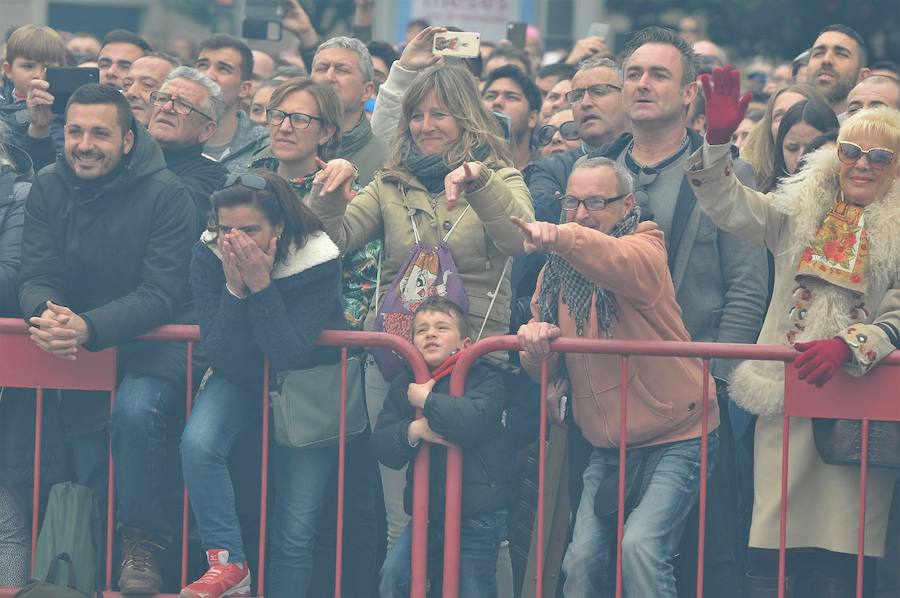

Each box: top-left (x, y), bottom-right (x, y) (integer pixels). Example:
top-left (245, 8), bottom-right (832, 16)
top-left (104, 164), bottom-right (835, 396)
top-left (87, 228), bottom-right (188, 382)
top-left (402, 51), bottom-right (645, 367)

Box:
top-left (729, 147), bottom-right (900, 417)
top-left (199, 229), bottom-right (340, 280)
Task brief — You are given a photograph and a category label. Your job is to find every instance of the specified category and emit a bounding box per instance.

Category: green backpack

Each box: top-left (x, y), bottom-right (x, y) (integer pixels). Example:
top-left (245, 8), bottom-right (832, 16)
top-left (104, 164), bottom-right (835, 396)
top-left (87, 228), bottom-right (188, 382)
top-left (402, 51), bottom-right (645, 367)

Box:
top-left (13, 554), bottom-right (98, 598)
top-left (32, 482), bottom-right (100, 596)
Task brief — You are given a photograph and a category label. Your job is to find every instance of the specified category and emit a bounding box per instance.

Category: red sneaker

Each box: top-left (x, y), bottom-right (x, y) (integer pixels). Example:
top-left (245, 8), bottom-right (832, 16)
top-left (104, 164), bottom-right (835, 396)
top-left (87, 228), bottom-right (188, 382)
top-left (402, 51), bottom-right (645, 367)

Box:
top-left (180, 549), bottom-right (251, 598)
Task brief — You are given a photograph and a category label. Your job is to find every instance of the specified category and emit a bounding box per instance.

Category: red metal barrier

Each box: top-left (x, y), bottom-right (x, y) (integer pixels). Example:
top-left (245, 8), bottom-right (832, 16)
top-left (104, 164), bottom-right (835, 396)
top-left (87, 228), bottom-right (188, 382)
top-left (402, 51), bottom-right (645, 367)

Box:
top-left (0, 320), bottom-right (433, 598)
top-left (5, 316), bottom-right (900, 598)
top-left (445, 335), bottom-right (900, 598)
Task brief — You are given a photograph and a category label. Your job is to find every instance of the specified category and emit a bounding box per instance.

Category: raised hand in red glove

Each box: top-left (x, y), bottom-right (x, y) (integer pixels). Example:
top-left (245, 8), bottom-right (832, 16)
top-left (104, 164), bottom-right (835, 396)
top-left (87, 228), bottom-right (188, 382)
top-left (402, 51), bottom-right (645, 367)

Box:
top-left (700, 65), bottom-right (752, 145)
top-left (794, 338), bottom-right (852, 388)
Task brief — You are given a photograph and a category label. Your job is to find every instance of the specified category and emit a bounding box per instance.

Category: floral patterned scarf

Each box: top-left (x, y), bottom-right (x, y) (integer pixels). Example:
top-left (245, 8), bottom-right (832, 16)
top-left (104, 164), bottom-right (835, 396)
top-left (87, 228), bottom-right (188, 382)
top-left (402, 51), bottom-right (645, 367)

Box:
top-left (796, 195), bottom-right (870, 294)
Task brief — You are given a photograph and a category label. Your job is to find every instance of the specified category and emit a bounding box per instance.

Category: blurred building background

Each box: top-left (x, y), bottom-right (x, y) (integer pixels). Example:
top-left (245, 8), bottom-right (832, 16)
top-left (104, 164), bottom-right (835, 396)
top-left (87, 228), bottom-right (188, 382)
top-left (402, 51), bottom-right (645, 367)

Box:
top-left (0, 0), bottom-right (896, 65)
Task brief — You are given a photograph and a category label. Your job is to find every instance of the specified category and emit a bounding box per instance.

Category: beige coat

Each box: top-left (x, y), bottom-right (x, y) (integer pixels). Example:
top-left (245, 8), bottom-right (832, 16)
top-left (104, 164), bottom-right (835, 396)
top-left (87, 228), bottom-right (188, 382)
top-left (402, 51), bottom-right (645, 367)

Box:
top-left (685, 143), bottom-right (900, 556)
top-left (307, 161), bottom-right (535, 339)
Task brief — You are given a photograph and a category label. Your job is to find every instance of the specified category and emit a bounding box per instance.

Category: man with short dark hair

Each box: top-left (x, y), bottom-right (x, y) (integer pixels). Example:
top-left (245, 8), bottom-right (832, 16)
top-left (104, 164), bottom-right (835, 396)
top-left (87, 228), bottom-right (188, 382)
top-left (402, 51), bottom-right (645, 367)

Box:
top-left (611, 27), bottom-right (766, 596)
top-left (123, 53), bottom-right (178, 127)
top-left (535, 62), bottom-right (577, 98)
top-left (195, 34), bottom-right (268, 172)
top-left (19, 83), bottom-right (197, 594)
top-left (808, 24), bottom-right (871, 114)
top-left (482, 65), bottom-right (541, 170)
top-left (98, 29), bottom-right (152, 89)
top-left (483, 44), bottom-right (530, 80)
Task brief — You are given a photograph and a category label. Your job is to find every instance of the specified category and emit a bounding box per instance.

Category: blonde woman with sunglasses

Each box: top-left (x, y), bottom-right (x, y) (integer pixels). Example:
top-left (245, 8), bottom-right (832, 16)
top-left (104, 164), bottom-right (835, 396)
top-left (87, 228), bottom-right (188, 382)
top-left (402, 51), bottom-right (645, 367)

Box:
top-left (690, 65), bottom-right (900, 596)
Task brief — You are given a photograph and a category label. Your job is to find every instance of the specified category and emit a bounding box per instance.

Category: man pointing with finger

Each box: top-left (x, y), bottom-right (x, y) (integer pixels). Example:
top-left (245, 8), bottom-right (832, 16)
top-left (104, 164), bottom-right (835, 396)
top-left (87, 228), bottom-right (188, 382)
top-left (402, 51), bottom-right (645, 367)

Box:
top-left (515, 155), bottom-right (719, 598)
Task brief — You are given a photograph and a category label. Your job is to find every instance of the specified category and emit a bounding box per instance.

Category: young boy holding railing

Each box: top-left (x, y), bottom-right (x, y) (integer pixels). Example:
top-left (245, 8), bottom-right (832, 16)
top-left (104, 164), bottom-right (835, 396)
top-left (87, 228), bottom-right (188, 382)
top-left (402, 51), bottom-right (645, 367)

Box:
top-left (373, 296), bottom-right (515, 597)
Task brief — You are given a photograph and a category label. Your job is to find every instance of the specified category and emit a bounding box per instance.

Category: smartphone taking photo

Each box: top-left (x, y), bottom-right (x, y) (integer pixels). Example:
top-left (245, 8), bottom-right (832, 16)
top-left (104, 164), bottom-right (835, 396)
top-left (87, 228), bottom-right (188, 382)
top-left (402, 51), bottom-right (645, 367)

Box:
top-left (46, 67), bottom-right (99, 114)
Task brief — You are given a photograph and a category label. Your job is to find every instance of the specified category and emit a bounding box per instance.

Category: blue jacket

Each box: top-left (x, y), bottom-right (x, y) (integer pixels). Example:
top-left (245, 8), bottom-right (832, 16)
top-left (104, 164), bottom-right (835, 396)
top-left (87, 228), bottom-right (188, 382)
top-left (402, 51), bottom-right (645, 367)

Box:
top-left (0, 143), bottom-right (32, 316)
top-left (190, 230), bottom-right (346, 389)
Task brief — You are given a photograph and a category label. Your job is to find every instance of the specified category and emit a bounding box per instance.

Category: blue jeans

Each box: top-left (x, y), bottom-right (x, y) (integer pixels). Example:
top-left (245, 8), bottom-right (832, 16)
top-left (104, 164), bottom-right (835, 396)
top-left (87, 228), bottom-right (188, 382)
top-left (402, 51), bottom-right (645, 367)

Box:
top-left (562, 432), bottom-right (719, 598)
top-left (108, 374), bottom-right (182, 539)
top-left (181, 373), bottom-right (339, 596)
top-left (181, 374), bottom-right (259, 563)
top-left (380, 510), bottom-right (508, 598)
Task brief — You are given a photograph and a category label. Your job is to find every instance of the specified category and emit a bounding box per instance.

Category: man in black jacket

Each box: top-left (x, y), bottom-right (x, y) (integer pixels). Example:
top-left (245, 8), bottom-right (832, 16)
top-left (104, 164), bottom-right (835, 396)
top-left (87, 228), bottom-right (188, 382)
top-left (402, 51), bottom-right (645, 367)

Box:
top-left (148, 66), bottom-right (227, 230)
top-left (19, 84), bottom-right (198, 594)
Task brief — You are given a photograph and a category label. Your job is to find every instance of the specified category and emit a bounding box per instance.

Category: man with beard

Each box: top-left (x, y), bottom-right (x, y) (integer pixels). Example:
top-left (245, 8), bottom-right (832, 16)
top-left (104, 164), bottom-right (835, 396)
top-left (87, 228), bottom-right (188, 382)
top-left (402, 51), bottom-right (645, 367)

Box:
top-left (123, 53), bottom-right (179, 127)
top-left (18, 83), bottom-right (196, 594)
top-left (808, 24), bottom-right (870, 115)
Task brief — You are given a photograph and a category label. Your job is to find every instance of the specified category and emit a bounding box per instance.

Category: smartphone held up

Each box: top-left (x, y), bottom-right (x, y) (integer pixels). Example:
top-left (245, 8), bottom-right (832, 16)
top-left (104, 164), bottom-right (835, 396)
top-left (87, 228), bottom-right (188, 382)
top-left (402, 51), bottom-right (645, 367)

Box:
top-left (433, 31), bottom-right (481, 58)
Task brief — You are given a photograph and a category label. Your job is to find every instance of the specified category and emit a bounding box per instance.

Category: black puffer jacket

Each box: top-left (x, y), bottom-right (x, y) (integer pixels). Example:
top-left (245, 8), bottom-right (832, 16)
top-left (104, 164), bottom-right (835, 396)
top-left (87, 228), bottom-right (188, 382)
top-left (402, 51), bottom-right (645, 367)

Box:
top-left (373, 361), bottom-right (515, 519)
top-left (18, 124), bottom-right (198, 383)
top-left (0, 142), bottom-right (32, 316)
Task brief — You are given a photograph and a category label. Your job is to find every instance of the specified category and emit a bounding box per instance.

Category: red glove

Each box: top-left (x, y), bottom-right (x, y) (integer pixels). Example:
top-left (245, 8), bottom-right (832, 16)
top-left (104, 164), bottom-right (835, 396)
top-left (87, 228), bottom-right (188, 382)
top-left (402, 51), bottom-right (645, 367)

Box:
top-left (794, 339), bottom-right (852, 388)
top-left (700, 65), bottom-right (752, 145)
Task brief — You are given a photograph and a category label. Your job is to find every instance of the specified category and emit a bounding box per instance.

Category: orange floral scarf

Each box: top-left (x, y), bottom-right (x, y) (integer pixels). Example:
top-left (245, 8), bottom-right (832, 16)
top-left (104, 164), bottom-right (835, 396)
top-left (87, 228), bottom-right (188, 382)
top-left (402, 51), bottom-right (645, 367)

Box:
top-left (796, 197), bottom-right (869, 294)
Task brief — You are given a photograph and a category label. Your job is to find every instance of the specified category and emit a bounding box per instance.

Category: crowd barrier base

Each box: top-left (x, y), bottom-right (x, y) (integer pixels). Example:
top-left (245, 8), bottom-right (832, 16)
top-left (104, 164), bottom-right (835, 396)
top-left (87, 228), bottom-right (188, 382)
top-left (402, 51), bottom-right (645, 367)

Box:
top-left (2, 318), bottom-right (899, 598)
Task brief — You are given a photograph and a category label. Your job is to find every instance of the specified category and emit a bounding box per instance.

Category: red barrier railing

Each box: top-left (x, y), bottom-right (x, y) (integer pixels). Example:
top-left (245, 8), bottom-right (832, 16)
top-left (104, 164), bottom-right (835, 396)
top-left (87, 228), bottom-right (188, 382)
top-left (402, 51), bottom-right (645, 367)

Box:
top-left (444, 336), bottom-right (900, 598)
top-left (5, 317), bottom-right (900, 598)
top-left (0, 319), bottom-right (433, 598)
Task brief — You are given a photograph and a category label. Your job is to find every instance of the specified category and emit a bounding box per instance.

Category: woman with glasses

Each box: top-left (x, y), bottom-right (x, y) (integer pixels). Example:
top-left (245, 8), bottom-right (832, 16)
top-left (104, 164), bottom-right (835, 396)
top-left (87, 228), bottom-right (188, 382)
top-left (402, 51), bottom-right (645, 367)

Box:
top-left (180, 170), bottom-right (345, 598)
top-left (538, 108), bottom-right (581, 157)
top-left (695, 66), bottom-right (900, 596)
top-left (306, 63), bottom-right (533, 568)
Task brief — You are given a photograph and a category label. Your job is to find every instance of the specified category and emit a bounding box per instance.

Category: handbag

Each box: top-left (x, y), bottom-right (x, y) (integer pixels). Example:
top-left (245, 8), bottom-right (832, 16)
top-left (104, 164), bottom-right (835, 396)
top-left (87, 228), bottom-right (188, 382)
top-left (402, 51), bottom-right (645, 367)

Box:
top-left (271, 356), bottom-right (367, 449)
top-left (13, 553), bottom-right (99, 598)
top-left (812, 419), bottom-right (900, 469)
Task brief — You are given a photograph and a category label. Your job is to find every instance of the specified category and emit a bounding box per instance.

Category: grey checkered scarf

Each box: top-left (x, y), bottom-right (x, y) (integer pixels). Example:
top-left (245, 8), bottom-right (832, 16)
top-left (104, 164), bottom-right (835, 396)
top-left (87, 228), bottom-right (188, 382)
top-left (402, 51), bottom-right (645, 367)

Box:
top-left (538, 206), bottom-right (642, 337)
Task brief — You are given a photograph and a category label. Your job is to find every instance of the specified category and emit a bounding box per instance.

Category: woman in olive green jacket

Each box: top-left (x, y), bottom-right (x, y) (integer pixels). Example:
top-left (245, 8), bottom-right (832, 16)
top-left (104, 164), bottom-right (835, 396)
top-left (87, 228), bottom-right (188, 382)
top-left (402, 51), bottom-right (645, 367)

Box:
top-left (308, 63), bottom-right (535, 545)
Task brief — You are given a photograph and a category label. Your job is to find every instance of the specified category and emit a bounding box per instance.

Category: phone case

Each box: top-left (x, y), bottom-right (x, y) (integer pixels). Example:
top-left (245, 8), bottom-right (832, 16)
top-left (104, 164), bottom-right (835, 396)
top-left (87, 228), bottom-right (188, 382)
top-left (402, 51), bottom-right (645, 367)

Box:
top-left (433, 32), bottom-right (481, 58)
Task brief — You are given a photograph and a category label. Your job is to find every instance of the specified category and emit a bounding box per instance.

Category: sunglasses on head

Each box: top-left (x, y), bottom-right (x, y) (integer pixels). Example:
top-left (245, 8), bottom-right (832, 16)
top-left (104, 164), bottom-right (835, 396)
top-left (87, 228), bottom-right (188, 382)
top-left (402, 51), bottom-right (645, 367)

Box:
top-left (223, 173), bottom-right (269, 190)
top-left (837, 141), bottom-right (896, 170)
top-left (538, 120), bottom-right (580, 146)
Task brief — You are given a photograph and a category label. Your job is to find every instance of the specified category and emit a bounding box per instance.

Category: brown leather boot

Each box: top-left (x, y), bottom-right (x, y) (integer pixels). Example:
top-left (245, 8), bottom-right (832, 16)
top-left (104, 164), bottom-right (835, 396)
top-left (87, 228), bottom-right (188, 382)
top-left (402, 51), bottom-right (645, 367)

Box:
top-left (745, 573), bottom-right (799, 597)
top-left (118, 527), bottom-right (166, 594)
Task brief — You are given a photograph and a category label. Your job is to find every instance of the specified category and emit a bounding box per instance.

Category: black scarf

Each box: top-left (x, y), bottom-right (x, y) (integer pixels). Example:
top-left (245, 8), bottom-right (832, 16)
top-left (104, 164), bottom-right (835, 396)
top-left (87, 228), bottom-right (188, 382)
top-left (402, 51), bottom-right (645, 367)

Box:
top-left (402, 141), bottom-right (490, 194)
top-left (538, 206), bottom-right (642, 337)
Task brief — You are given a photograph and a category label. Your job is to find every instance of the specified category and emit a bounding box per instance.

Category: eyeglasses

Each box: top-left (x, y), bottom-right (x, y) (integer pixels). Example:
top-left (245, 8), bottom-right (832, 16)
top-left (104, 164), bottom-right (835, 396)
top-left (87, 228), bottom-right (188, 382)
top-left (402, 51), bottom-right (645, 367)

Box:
top-left (223, 173), bottom-right (269, 190)
top-left (266, 109), bottom-right (322, 129)
top-left (538, 120), bottom-right (580, 146)
top-left (837, 141), bottom-right (896, 170)
top-left (149, 91), bottom-right (213, 121)
top-left (561, 193), bottom-right (629, 212)
top-left (564, 84), bottom-right (622, 104)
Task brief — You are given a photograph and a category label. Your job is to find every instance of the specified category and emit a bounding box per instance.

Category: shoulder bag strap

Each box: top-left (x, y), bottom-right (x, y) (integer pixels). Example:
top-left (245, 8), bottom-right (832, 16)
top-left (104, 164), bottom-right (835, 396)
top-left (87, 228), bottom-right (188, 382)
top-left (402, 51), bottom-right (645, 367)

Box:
top-left (442, 204), bottom-right (472, 242)
top-left (476, 257), bottom-right (512, 341)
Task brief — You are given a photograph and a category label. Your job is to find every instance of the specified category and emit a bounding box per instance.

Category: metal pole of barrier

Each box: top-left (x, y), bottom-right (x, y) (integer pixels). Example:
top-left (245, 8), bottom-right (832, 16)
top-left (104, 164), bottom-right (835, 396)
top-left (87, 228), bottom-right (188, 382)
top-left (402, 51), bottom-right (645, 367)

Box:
top-left (777, 412), bottom-right (790, 598)
top-left (30, 387), bottom-right (43, 577)
top-left (441, 444), bottom-right (464, 597)
top-left (106, 389), bottom-right (116, 590)
top-left (696, 360), bottom-right (711, 598)
top-left (535, 358), bottom-right (549, 596)
top-left (334, 348), bottom-right (349, 598)
top-left (615, 356), bottom-right (629, 598)
top-left (181, 341), bottom-right (194, 588)
top-left (410, 436), bottom-right (430, 598)
top-left (856, 418), bottom-right (870, 598)
top-left (257, 359), bottom-right (271, 597)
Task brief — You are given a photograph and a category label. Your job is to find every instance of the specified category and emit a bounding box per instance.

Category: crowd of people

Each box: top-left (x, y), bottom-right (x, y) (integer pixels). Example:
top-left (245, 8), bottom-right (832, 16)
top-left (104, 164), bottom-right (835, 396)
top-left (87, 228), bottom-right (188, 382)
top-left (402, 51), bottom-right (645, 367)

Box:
top-left (0, 2), bottom-right (898, 597)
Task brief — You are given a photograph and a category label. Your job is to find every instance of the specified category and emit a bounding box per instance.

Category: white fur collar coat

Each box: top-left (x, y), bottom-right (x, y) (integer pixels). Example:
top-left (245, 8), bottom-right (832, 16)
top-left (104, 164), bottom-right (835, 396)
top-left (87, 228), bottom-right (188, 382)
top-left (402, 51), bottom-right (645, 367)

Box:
top-left (686, 144), bottom-right (900, 416)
